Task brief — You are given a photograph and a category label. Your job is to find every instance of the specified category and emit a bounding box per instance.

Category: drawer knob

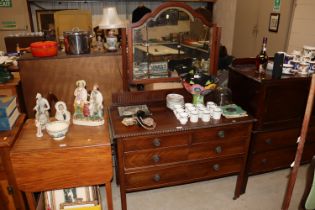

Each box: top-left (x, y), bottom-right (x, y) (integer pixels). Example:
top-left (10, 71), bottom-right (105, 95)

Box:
top-left (218, 130), bottom-right (225, 138)
top-left (214, 146), bottom-right (222, 154)
top-left (152, 138), bottom-right (161, 147)
top-left (212, 164), bottom-right (220, 171)
top-left (265, 138), bottom-right (272, 145)
top-left (153, 174), bottom-right (160, 182)
top-left (152, 154), bottom-right (160, 163)
top-left (261, 158), bottom-right (267, 164)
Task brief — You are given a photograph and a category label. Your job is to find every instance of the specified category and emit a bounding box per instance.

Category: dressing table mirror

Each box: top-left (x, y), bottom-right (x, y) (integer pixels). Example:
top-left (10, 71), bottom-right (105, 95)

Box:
top-left (127, 2), bottom-right (221, 85)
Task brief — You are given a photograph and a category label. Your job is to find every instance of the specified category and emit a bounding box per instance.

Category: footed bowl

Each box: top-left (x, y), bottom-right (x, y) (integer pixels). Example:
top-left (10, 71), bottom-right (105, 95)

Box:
top-left (46, 121), bottom-right (69, 140)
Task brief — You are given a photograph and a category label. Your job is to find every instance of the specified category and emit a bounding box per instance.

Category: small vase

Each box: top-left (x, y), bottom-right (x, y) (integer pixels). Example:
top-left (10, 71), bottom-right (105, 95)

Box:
top-left (192, 94), bottom-right (204, 105)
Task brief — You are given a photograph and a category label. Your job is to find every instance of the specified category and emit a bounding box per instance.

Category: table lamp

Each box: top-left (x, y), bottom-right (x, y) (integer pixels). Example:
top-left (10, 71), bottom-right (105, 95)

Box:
top-left (99, 7), bottom-right (125, 51)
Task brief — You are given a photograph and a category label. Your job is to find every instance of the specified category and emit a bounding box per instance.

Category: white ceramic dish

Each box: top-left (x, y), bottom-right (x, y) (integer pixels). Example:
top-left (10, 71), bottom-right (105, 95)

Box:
top-left (46, 121), bottom-right (70, 140)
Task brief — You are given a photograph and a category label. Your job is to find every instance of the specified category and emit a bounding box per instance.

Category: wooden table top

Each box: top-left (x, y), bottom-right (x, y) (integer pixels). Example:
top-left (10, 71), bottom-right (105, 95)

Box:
top-left (0, 114), bottom-right (26, 148)
top-left (11, 116), bottom-right (111, 153)
top-left (10, 114), bottom-right (113, 192)
top-left (135, 45), bottom-right (184, 56)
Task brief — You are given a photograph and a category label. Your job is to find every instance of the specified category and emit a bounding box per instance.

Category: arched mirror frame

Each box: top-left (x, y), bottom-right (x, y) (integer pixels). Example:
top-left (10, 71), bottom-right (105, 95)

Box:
top-left (127, 2), bottom-right (221, 85)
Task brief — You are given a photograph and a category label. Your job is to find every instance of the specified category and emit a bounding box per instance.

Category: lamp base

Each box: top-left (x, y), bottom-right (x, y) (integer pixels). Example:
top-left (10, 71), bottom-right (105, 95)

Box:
top-left (106, 35), bottom-right (117, 52)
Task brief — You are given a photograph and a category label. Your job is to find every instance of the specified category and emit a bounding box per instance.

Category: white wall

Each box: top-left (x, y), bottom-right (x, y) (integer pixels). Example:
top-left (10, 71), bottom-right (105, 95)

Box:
top-left (287, 0), bottom-right (315, 52)
top-left (213, 0), bottom-right (237, 54)
top-left (30, 2), bottom-right (205, 31)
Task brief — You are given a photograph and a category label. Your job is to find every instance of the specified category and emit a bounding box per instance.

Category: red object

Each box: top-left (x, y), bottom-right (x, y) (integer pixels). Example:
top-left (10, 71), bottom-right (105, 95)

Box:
top-left (83, 103), bottom-right (90, 117)
top-left (30, 41), bottom-right (58, 57)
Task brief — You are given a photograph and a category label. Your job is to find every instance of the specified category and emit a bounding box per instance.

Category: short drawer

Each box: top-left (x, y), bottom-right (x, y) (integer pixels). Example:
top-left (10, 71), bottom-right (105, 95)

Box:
top-left (123, 134), bottom-right (190, 152)
top-left (252, 128), bottom-right (300, 153)
top-left (192, 123), bottom-right (251, 144)
top-left (189, 139), bottom-right (247, 161)
top-left (249, 142), bottom-right (315, 174)
top-left (187, 157), bottom-right (243, 181)
top-left (124, 146), bottom-right (188, 169)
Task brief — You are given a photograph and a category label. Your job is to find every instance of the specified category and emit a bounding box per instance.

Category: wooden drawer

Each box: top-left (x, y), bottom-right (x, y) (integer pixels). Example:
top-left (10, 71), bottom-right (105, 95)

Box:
top-left (307, 126), bottom-right (315, 143)
top-left (125, 157), bottom-right (243, 190)
top-left (253, 127), bottom-right (315, 154)
top-left (123, 133), bottom-right (190, 152)
top-left (252, 128), bottom-right (300, 153)
top-left (189, 139), bottom-right (246, 160)
top-left (125, 164), bottom-right (187, 190)
top-left (249, 142), bottom-right (315, 174)
top-left (192, 123), bottom-right (251, 144)
top-left (187, 157), bottom-right (243, 181)
top-left (124, 146), bottom-right (188, 169)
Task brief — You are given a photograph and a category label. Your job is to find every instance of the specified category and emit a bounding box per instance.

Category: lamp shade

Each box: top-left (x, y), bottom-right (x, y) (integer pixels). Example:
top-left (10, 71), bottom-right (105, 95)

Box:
top-left (99, 7), bottom-right (125, 29)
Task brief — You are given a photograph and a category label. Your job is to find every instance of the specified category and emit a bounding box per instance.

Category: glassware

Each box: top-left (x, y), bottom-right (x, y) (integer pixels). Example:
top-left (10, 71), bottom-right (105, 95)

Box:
top-left (256, 37), bottom-right (268, 74)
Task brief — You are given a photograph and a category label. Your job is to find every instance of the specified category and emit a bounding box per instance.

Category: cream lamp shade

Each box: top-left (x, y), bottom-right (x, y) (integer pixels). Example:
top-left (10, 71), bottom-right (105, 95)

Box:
top-left (99, 7), bottom-right (125, 29)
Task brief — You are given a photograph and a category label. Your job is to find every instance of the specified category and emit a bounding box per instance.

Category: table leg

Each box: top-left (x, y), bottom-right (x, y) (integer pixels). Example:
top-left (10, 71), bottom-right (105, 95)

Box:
top-left (25, 192), bottom-right (36, 210)
top-left (105, 181), bottom-right (113, 210)
top-left (120, 186), bottom-right (127, 210)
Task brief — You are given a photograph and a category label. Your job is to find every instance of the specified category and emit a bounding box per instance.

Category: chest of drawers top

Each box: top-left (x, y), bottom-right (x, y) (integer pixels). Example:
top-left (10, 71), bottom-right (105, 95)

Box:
top-left (108, 105), bottom-right (254, 140)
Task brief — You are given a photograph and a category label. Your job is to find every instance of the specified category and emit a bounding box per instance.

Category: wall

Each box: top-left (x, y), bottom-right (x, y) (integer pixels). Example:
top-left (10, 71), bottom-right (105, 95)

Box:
top-left (29, 1), bottom-right (205, 31)
top-left (231, 0), bottom-right (294, 58)
top-left (0, 0), bottom-right (31, 51)
top-left (213, 0), bottom-right (237, 55)
top-left (287, 0), bottom-right (315, 52)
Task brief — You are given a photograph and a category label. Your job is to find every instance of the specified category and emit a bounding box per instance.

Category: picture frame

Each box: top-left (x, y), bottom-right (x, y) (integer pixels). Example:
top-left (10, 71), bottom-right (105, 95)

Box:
top-left (269, 13), bottom-right (280, 32)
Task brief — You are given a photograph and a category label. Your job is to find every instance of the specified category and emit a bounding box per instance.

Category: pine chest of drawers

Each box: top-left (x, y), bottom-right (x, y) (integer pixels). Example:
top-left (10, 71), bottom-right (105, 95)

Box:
top-left (109, 100), bottom-right (254, 210)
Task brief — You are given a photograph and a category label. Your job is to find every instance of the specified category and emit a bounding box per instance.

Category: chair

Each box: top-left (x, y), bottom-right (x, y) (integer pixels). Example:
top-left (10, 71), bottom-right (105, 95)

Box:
top-left (300, 156), bottom-right (315, 210)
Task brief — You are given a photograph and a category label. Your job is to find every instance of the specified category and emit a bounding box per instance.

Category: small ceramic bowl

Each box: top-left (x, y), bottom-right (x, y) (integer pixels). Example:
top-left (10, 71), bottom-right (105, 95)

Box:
top-left (46, 121), bottom-right (70, 140)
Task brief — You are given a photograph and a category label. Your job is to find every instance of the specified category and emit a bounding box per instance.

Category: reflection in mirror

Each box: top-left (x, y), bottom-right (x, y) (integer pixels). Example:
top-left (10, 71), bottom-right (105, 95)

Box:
top-left (132, 8), bottom-right (212, 81)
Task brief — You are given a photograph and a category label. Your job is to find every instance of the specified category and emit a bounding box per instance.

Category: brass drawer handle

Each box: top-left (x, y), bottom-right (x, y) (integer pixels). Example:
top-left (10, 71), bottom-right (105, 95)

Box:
top-left (214, 146), bottom-right (222, 154)
top-left (217, 130), bottom-right (225, 138)
top-left (152, 154), bottom-right (160, 163)
top-left (152, 138), bottom-right (161, 147)
top-left (153, 174), bottom-right (160, 182)
top-left (265, 138), bottom-right (272, 145)
top-left (212, 164), bottom-right (220, 171)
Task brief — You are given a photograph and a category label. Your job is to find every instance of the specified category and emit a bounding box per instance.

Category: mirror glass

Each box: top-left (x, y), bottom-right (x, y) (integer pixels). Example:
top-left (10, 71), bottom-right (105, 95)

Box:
top-left (132, 8), bottom-right (211, 81)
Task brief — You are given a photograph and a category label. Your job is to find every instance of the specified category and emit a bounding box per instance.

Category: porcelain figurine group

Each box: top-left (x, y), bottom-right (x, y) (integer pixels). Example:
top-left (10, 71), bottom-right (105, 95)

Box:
top-left (73, 80), bottom-right (104, 126)
top-left (34, 80), bottom-right (104, 138)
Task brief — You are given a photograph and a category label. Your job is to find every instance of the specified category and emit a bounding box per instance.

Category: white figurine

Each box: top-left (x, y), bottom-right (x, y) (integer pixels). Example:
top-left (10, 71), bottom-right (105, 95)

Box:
top-left (55, 101), bottom-right (71, 122)
top-left (35, 119), bottom-right (43, 138)
top-left (33, 93), bottom-right (50, 129)
top-left (73, 80), bottom-right (88, 117)
top-left (89, 84), bottom-right (104, 118)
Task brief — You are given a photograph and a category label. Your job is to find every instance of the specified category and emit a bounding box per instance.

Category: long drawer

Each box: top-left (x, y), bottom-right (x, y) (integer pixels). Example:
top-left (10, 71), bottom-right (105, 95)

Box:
top-left (123, 133), bottom-right (190, 152)
top-left (249, 142), bottom-right (315, 174)
top-left (124, 146), bottom-right (188, 169)
top-left (124, 138), bottom-right (247, 169)
top-left (192, 123), bottom-right (251, 144)
top-left (125, 157), bottom-right (243, 190)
